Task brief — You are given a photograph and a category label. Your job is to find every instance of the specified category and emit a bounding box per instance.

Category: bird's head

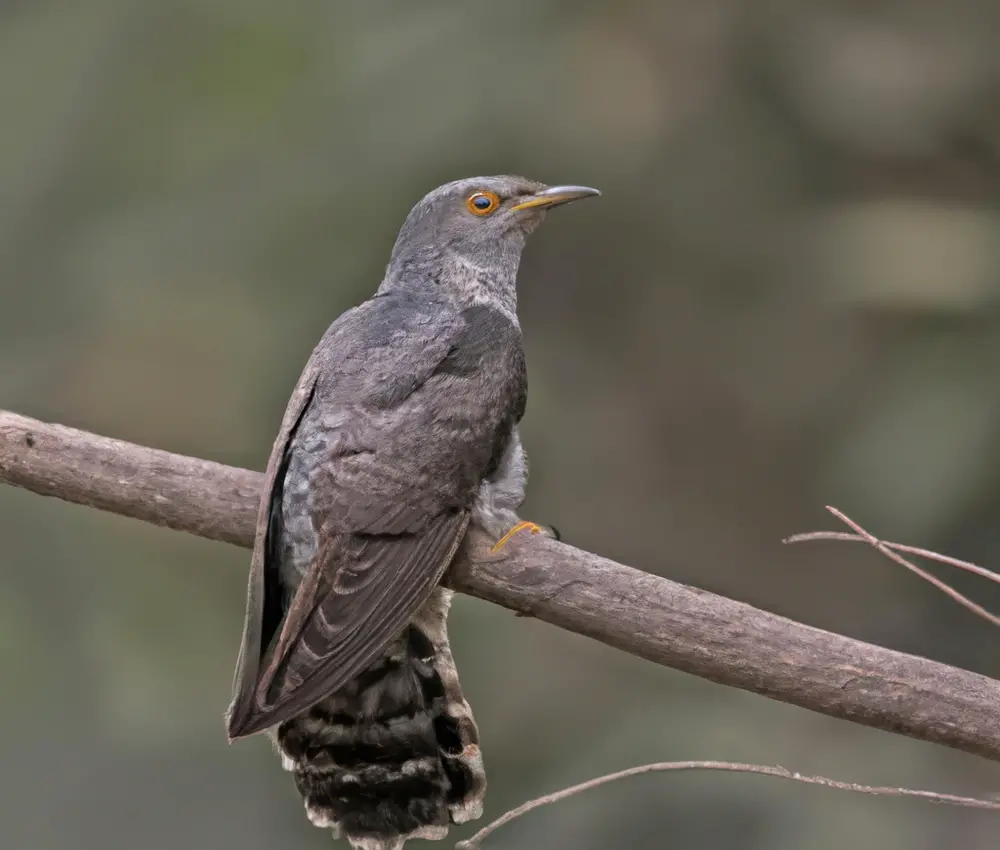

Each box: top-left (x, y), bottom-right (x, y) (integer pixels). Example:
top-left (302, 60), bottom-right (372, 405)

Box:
top-left (384, 175), bottom-right (600, 306)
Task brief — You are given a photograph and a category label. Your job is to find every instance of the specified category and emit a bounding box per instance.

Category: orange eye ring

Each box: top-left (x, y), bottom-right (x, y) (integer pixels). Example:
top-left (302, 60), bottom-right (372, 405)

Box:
top-left (466, 191), bottom-right (500, 216)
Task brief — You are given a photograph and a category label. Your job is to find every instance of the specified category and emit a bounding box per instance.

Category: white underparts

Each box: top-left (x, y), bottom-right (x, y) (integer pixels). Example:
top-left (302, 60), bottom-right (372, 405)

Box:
top-left (471, 426), bottom-right (528, 538)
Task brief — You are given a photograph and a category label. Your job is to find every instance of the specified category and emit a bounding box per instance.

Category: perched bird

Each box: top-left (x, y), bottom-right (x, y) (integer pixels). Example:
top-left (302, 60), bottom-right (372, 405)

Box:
top-left (226, 175), bottom-right (600, 850)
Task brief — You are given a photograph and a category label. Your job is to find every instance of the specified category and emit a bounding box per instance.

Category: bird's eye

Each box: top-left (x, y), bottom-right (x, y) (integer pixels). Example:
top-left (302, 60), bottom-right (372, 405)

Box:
top-left (466, 191), bottom-right (500, 216)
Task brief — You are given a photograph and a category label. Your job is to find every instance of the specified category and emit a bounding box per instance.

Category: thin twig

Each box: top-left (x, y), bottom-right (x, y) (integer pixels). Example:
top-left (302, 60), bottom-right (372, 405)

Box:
top-left (785, 506), bottom-right (1000, 628)
top-left (455, 760), bottom-right (1000, 849)
top-left (786, 508), bottom-right (1000, 584)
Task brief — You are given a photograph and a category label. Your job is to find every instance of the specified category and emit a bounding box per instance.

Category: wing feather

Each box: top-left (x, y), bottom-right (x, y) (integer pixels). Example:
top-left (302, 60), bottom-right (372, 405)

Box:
top-left (227, 295), bottom-right (474, 739)
top-left (245, 511), bottom-right (470, 732)
top-left (226, 363), bottom-right (320, 740)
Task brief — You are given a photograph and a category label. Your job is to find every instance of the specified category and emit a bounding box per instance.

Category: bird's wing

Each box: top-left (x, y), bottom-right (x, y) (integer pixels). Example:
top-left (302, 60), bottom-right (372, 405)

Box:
top-left (226, 345), bottom-right (323, 740)
top-left (244, 509), bottom-right (470, 736)
top-left (227, 296), bottom-right (490, 738)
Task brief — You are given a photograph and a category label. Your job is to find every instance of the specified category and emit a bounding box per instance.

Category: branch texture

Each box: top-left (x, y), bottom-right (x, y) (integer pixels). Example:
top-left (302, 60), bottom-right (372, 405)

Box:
top-left (3, 409), bottom-right (1000, 763)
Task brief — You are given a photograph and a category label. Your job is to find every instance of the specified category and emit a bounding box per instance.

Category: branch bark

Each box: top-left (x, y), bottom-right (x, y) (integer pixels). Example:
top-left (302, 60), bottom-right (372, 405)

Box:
top-left (3, 409), bottom-right (1000, 763)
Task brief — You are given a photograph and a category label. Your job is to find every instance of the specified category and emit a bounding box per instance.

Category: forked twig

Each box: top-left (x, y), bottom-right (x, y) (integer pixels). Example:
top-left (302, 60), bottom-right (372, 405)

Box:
top-left (455, 760), bottom-right (1000, 848)
top-left (785, 506), bottom-right (1000, 628)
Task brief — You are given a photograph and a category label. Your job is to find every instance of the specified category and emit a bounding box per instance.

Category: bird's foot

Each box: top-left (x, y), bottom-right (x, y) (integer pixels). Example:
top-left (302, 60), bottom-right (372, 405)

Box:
top-left (489, 521), bottom-right (550, 553)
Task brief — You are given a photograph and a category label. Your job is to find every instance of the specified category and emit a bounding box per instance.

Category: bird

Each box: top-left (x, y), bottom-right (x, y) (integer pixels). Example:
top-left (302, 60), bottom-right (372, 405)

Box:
top-left (225, 175), bottom-right (600, 850)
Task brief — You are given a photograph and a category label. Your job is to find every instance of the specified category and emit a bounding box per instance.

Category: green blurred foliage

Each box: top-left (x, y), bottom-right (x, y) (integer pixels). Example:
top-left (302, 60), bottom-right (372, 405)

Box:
top-left (3, 2), bottom-right (1000, 848)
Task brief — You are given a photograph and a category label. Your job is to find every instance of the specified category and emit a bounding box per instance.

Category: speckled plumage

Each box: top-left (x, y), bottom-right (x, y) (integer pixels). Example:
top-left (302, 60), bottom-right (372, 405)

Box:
top-left (226, 176), bottom-right (598, 850)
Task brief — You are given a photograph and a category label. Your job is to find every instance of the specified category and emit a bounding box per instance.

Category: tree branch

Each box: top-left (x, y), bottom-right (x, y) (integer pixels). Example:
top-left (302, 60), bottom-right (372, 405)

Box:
top-left (3, 409), bottom-right (1000, 763)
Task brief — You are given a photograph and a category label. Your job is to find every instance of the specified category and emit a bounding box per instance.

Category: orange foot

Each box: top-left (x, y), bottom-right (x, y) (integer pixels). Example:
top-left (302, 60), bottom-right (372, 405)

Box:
top-left (489, 521), bottom-right (544, 553)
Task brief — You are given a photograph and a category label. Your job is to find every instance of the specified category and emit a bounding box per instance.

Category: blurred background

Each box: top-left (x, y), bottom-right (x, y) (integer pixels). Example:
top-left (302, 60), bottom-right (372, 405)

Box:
top-left (3, 1), bottom-right (1000, 848)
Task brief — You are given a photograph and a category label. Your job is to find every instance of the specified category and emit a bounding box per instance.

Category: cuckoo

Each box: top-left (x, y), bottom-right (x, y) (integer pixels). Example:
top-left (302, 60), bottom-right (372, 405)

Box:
top-left (226, 175), bottom-right (600, 850)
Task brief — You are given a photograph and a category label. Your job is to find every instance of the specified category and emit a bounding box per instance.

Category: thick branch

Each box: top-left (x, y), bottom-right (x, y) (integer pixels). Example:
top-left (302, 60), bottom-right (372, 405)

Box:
top-left (3, 409), bottom-right (1000, 763)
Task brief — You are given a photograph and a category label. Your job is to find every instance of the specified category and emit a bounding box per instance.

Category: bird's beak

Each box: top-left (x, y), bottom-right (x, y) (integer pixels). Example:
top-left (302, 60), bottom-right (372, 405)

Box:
top-left (510, 185), bottom-right (601, 212)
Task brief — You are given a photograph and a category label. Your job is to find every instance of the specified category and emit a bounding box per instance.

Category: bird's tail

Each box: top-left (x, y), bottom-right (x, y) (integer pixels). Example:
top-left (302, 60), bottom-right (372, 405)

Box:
top-left (272, 587), bottom-right (486, 850)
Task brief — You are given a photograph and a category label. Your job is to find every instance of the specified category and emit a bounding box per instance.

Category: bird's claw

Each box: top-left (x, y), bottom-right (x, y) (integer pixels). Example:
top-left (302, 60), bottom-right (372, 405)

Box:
top-left (489, 521), bottom-right (545, 553)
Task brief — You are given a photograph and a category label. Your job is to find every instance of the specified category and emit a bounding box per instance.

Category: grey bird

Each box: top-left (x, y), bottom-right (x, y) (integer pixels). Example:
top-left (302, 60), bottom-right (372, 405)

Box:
top-left (225, 175), bottom-right (600, 850)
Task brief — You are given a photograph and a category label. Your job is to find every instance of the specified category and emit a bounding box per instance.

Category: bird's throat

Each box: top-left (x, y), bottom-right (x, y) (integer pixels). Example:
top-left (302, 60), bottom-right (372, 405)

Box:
top-left (381, 249), bottom-right (519, 322)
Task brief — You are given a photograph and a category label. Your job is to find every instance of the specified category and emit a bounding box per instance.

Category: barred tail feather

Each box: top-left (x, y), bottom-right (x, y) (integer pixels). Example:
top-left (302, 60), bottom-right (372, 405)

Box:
top-left (272, 588), bottom-right (486, 849)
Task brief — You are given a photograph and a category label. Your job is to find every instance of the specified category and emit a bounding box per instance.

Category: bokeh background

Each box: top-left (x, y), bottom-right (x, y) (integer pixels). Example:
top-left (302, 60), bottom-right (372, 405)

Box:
top-left (3, 2), bottom-right (1000, 848)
